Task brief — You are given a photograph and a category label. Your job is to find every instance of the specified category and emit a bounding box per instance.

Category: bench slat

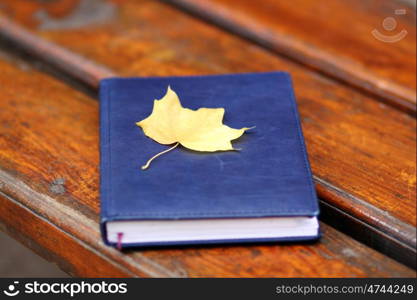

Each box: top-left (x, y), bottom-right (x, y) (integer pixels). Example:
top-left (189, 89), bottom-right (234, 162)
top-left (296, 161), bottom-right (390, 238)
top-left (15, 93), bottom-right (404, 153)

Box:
top-left (1, 189), bottom-right (414, 277)
top-left (0, 71), bottom-right (413, 276)
top-left (0, 0), bottom-right (415, 267)
top-left (162, 0), bottom-right (416, 114)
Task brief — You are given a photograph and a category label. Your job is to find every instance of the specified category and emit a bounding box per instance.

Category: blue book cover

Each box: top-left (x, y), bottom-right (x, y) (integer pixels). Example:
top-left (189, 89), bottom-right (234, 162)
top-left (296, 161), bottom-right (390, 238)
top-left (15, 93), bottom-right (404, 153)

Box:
top-left (99, 72), bottom-right (319, 248)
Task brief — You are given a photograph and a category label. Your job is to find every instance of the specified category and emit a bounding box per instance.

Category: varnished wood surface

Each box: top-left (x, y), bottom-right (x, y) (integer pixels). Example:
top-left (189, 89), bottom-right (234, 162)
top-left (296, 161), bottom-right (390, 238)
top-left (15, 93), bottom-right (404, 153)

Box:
top-left (163, 0), bottom-right (417, 114)
top-left (1, 191), bottom-right (415, 277)
top-left (0, 0), bottom-right (415, 260)
top-left (0, 0), bottom-right (415, 275)
top-left (0, 54), bottom-right (414, 277)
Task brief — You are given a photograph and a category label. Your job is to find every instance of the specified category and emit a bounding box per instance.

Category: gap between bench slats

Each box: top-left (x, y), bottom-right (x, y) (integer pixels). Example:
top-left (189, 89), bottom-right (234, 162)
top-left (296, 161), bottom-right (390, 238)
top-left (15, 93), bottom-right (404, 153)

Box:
top-left (161, 0), bottom-right (416, 115)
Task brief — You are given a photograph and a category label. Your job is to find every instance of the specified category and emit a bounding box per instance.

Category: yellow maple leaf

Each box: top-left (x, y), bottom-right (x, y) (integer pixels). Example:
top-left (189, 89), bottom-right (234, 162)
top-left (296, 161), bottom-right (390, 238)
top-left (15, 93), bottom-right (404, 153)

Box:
top-left (136, 86), bottom-right (253, 170)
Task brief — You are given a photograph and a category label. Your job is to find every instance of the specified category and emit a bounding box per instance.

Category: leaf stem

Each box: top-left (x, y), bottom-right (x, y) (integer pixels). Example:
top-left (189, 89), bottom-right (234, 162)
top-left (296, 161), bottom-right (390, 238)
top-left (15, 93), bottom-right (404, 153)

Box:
top-left (141, 142), bottom-right (180, 170)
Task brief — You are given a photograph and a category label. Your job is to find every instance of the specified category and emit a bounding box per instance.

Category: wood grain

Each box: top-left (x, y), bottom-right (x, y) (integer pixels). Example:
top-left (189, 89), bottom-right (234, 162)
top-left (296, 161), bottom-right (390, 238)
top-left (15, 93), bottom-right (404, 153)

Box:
top-left (1, 189), bottom-right (415, 277)
top-left (0, 0), bottom-right (415, 270)
top-left (1, 0), bottom-right (415, 259)
top-left (162, 0), bottom-right (417, 114)
top-left (0, 55), bottom-right (414, 277)
top-left (0, 191), bottom-right (133, 278)
top-left (0, 16), bottom-right (115, 88)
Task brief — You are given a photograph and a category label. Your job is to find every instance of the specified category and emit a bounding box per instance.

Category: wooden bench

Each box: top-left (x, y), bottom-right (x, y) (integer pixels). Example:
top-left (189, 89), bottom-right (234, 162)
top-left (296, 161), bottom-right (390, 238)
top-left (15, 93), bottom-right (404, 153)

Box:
top-left (0, 0), bottom-right (415, 277)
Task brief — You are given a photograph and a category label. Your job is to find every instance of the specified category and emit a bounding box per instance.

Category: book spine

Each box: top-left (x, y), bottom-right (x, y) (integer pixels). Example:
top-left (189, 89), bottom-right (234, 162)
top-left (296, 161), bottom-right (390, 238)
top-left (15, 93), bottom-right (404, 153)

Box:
top-left (99, 79), bottom-right (113, 246)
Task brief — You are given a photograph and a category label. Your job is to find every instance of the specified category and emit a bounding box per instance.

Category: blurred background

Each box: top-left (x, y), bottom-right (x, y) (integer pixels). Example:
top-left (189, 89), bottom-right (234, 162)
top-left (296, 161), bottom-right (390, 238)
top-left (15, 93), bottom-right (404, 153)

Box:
top-left (0, 233), bottom-right (67, 277)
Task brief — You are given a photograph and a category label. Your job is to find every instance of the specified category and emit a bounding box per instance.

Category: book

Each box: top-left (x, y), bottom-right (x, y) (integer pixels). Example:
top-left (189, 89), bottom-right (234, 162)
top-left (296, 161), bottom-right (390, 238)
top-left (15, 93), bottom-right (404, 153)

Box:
top-left (99, 72), bottom-right (319, 248)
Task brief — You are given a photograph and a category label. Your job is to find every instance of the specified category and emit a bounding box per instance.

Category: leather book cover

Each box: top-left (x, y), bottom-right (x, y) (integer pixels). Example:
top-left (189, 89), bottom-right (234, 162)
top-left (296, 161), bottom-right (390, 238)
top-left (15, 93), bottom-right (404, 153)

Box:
top-left (99, 72), bottom-right (319, 247)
